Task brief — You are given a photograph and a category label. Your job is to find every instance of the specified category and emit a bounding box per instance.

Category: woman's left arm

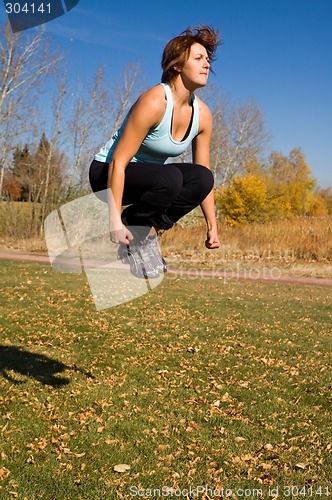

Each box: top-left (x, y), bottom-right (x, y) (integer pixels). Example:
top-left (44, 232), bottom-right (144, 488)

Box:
top-left (192, 101), bottom-right (220, 249)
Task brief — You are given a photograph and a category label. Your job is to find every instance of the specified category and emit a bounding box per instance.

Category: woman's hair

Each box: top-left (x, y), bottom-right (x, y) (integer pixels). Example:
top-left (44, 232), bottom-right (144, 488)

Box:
top-left (161, 25), bottom-right (221, 84)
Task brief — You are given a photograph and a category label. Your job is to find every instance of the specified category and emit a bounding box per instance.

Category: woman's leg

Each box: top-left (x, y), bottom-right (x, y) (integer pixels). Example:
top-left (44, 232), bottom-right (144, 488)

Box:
top-left (89, 160), bottom-right (183, 216)
top-left (150, 163), bottom-right (214, 229)
top-left (120, 162), bottom-right (184, 230)
top-left (89, 160), bottom-right (214, 277)
top-left (89, 160), bottom-right (109, 202)
top-left (89, 160), bottom-right (214, 230)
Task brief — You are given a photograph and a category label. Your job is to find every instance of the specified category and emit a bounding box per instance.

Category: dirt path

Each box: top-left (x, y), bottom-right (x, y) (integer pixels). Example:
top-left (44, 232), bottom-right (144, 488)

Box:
top-left (0, 249), bottom-right (332, 287)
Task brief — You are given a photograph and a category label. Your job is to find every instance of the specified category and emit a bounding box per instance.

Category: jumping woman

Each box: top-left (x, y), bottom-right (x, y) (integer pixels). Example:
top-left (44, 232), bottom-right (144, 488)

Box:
top-left (89, 25), bottom-right (221, 278)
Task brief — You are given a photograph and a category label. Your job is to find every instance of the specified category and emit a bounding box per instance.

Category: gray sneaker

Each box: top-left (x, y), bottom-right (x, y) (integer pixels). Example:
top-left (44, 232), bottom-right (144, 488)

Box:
top-left (117, 241), bottom-right (160, 279)
top-left (143, 234), bottom-right (167, 274)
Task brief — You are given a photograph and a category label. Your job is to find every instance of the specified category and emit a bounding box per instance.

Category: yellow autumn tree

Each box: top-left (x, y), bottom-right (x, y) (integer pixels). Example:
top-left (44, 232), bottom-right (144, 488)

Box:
top-left (315, 187), bottom-right (332, 215)
top-left (216, 174), bottom-right (268, 224)
top-left (266, 148), bottom-right (319, 217)
top-left (216, 149), bottom-right (328, 224)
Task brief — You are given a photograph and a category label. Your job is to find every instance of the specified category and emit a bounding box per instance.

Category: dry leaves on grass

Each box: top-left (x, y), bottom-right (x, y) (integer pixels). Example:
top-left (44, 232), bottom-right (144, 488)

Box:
top-left (114, 464), bottom-right (131, 473)
top-left (1, 264), bottom-right (331, 493)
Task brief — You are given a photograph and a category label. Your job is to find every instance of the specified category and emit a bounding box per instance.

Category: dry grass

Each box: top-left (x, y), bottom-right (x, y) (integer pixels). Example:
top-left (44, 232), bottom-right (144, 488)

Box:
top-left (0, 201), bottom-right (331, 278)
top-left (163, 216), bottom-right (332, 263)
top-left (161, 216), bottom-right (332, 279)
top-left (0, 201), bottom-right (42, 240)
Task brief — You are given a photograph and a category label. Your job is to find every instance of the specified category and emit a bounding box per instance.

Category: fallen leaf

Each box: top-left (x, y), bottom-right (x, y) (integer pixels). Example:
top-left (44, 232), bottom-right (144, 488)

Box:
top-left (260, 462), bottom-right (272, 470)
top-left (114, 464), bottom-right (131, 473)
top-left (235, 437), bottom-right (246, 443)
top-left (0, 467), bottom-right (10, 480)
top-left (295, 463), bottom-right (307, 470)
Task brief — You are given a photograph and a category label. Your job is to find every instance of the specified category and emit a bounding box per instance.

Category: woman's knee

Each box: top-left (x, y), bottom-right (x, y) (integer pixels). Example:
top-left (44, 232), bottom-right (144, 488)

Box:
top-left (195, 164), bottom-right (214, 193)
top-left (177, 162), bottom-right (214, 194)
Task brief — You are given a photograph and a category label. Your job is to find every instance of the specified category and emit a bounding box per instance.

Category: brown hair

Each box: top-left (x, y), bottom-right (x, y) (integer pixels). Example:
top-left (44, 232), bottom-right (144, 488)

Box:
top-left (161, 25), bottom-right (221, 84)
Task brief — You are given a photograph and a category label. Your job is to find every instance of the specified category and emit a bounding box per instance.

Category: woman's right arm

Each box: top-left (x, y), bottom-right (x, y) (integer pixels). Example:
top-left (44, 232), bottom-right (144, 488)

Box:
top-left (107, 85), bottom-right (165, 244)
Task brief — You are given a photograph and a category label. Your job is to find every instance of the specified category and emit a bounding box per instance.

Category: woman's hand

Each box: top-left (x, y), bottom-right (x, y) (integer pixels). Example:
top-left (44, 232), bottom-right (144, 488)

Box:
top-left (110, 224), bottom-right (134, 245)
top-left (205, 228), bottom-right (220, 249)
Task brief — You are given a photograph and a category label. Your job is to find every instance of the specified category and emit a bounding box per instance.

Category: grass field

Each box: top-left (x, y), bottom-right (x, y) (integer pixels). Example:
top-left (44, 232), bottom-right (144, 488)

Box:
top-left (0, 260), bottom-right (331, 499)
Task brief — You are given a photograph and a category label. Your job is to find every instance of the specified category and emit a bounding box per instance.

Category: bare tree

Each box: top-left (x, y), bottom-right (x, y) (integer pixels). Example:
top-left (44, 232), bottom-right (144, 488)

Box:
top-left (39, 75), bottom-right (68, 231)
top-left (0, 20), bottom-right (60, 197)
top-left (0, 100), bottom-right (13, 198)
top-left (66, 67), bottom-right (109, 195)
top-left (210, 97), bottom-right (270, 186)
top-left (66, 62), bottom-right (145, 195)
top-left (102, 61), bottom-right (146, 138)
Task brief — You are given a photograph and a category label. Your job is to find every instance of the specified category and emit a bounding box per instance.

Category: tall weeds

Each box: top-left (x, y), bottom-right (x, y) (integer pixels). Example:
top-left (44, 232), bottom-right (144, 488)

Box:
top-left (161, 217), bottom-right (332, 264)
top-left (0, 202), bottom-right (331, 265)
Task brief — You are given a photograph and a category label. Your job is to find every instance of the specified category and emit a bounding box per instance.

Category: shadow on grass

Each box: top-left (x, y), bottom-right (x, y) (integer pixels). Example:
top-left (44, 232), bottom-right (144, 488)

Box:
top-left (0, 345), bottom-right (93, 387)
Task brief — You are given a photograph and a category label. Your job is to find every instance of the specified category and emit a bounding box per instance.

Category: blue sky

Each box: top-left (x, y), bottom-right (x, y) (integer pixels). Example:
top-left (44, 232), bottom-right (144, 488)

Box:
top-left (1, 0), bottom-right (331, 187)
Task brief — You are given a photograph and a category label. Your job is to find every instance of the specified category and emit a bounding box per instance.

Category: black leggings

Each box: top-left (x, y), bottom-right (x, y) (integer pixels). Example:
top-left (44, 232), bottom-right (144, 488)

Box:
top-left (89, 160), bottom-right (214, 231)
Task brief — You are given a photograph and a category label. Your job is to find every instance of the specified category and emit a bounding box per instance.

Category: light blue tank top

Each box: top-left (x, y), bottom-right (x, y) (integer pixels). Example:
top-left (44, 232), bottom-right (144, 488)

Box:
top-left (94, 83), bottom-right (199, 164)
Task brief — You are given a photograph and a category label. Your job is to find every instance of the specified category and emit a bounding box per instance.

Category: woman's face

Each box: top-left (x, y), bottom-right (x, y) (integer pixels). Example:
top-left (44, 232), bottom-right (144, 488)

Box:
top-left (178, 42), bottom-right (211, 89)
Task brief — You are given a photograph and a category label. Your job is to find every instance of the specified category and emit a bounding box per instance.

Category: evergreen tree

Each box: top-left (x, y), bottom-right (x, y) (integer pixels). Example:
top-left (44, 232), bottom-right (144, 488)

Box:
top-left (11, 144), bottom-right (33, 201)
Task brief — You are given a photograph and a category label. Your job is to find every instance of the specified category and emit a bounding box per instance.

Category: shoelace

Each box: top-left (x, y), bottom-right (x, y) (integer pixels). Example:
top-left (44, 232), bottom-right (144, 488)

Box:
top-left (128, 241), bottom-right (159, 278)
top-left (117, 230), bottom-right (167, 277)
